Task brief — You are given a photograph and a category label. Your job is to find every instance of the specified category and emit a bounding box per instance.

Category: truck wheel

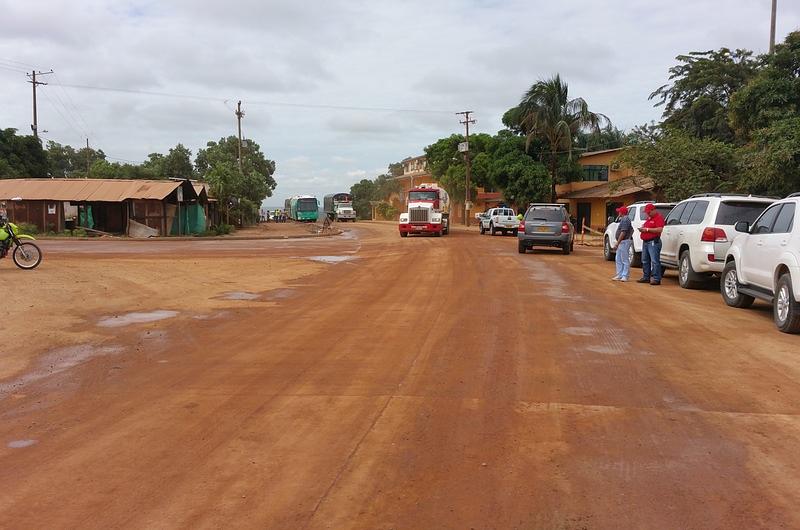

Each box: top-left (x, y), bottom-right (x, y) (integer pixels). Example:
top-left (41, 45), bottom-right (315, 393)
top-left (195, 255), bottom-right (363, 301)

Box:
top-left (400, 232), bottom-right (408, 238)
top-left (630, 245), bottom-right (642, 268)
top-left (603, 237), bottom-right (614, 261)
top-left (775, 274), bottom-right (800, 333)
top-left (480, 225), bottom-right (485, 235)
top-left (678, 250), bottom-right (705, 289)
top-left (490, 222), bottom-right (497, 236)
top-left (518, 242), bottom-right (526, 254)
top-left (434, 230), bottom-right (442, 237)
top-left (512, 229), bottom-right (518, 236)
top-left (721, 261), bottom-right (755, 308)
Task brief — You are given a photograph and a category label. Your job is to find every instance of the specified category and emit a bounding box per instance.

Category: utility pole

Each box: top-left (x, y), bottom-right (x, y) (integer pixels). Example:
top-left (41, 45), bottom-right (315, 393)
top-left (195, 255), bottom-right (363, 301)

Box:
top-left (235, 100), bottom-right (245, 174)
top-left (86, 138), bottom-right (91, 177)
top-left (456, 111), bottom-right (476, 227)
top-left (769, 0), bottom-right (778, 54)
top-left (26, 70), bottom-right (53, 139)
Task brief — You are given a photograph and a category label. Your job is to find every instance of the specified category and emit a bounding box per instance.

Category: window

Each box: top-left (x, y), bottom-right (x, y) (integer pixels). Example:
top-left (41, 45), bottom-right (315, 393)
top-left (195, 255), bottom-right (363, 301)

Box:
top-left (628, 209), bottom-right (637, 220)
top-left (666, 202), bottom-right (687, 225)
top-left (582, 165), bottom-right (609, 182)
top-left (687, 201), bottom-right (709, 224)
top-left (526, 207), bottom-right (565, 222)
top-left (753, 204), bottom-right (783, 234)
top-left (679, 201), bottom-right (697, 224)
top-left (715, 201), bottom-right (772, 225)
top-left (772, 203), bottom-right (796, 234)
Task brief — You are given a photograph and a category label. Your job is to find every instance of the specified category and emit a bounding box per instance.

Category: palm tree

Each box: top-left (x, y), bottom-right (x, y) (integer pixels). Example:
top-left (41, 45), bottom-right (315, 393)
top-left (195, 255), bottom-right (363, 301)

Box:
top-left (515, 75), bottom-right (608, 202)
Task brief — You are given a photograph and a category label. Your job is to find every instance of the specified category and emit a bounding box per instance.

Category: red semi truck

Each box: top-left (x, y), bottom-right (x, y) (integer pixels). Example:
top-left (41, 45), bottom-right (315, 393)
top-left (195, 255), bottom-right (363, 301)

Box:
top-left (398, 183), bottom-right (451, 237)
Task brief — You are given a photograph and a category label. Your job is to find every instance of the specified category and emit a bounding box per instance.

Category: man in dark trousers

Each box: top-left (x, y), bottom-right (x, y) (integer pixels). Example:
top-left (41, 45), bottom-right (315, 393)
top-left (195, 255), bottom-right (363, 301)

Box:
top-left (637, 203), bottom-right (666, 285)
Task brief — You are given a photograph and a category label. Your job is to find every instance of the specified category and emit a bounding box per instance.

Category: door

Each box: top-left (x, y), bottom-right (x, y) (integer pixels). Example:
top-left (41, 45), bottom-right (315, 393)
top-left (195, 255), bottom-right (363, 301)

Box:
top-left (661, 201), bottom-right (688, 265)
top-left (576, 202), bottom-right (591, 234)
top-left (741, 203), bottom-right (783, 287)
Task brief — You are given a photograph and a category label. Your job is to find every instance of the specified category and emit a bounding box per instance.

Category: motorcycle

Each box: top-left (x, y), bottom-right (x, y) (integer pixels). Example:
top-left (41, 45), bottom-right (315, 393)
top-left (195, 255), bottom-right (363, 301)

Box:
top-left (0, 216), bottom-right (43, 270)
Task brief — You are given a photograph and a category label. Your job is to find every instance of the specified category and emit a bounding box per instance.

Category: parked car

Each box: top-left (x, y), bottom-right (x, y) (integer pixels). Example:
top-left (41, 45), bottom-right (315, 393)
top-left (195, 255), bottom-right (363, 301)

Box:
top-left (660, 194), bottom-right (775, 289)
top-left (721, 194), bottom-right (800, 333)
top-left (480, 207), bottom-right (518, 236)
top-left (518, 204), bottom-right (575, 254)
top-left (476, 211), bottom-right (490, 227)
top-left (604, 202), bottom-right (677, 267)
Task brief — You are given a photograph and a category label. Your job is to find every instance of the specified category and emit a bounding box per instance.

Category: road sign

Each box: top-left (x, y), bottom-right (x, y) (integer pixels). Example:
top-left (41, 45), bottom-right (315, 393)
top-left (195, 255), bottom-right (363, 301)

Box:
top-left (458, 142), bottom-right (469, 153)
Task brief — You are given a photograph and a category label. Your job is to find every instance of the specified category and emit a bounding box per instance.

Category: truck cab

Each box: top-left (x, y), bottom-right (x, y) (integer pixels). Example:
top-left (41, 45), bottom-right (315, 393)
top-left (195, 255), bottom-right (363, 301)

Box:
top-left (399, 184), bottom-right (450, 237)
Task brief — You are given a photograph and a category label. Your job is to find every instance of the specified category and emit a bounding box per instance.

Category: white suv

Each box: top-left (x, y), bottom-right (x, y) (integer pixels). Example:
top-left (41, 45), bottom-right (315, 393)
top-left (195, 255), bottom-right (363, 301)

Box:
top-left (480, 207), bottom-right (518, 236)
top-left (603, 202), bottom-right (676, 267)
top-left (721, 195), bottom-right (800, 333)
top-left (661, 194), bottom-right (774, 289)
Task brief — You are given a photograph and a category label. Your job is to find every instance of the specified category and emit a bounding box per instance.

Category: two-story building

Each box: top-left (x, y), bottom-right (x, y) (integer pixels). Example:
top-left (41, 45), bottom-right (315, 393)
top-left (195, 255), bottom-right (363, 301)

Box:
top-left (556, 148), bottom-right (655, 233)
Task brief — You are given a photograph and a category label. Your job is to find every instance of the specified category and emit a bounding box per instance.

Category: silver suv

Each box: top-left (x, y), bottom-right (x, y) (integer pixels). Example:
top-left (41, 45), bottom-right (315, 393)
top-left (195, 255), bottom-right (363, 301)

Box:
top-left (518, 204), bottom-right (575, 255)
top-left (661, 194), bottom-right (774, 289)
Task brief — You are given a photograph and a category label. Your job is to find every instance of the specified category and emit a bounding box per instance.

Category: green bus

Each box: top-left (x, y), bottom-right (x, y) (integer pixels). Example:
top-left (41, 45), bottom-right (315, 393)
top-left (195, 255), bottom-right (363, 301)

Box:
top-left (287, 195), bottom-right (319, 222)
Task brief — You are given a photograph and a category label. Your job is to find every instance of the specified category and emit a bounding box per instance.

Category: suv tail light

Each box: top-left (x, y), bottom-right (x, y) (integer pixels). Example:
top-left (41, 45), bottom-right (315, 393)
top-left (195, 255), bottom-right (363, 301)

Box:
top-left (701, 227), bottom-right (728, 243)
top-left (519, 220), bottom-right (525, 232)
top-left (561, 222), bottom-right (570, 234)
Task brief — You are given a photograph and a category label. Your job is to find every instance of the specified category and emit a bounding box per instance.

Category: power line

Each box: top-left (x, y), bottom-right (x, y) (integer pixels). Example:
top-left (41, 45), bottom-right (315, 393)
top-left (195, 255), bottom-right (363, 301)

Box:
top-left (48, 81), bottom-right (458, 114)
top-left (52, 72), bottom-right (94, 138)
top-left (0, 64), bottom-right (26, 74)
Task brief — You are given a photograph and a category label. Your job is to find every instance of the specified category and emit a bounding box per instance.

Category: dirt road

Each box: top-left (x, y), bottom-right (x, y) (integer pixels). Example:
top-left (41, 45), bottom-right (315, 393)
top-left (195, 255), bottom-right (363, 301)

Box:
top-left (2, 222), bottom-right (800, 529)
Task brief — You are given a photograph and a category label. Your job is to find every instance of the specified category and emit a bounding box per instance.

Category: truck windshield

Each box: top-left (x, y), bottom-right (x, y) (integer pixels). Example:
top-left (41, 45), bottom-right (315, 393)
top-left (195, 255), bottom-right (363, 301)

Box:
top-left (297, 199), bottom-right (317, 211)
top-left (409, 191), bottom-right (438, 201)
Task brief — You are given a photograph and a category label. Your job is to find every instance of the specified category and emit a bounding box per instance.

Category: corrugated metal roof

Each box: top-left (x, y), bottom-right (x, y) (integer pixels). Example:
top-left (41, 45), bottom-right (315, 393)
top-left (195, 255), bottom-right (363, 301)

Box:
top-left (0, 178), bottom-right (186, 202)
top-left (560, 177), bottom-right (654, 200)
top-left (579, 148), bottom-right (624, 158)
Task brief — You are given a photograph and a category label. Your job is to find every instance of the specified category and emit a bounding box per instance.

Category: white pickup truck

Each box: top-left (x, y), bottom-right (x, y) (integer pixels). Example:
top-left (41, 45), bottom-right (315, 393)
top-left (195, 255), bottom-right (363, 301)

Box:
top-left (480, 207), bottom-right (518, 236)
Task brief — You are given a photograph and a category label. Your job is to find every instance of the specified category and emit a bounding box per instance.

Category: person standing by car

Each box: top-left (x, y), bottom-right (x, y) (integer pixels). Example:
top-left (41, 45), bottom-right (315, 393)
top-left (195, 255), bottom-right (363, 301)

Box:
top-left (637, 203), bottom-right (665, 285)
top-left (612, 206), bottom-right (633, 282)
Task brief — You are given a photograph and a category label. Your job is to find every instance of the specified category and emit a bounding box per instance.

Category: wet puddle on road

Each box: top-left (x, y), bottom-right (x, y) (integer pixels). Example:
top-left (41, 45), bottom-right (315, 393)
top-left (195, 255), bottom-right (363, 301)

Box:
top-left (220, 291), bottom-right (261, 301)
top-left (263, 288), bottom-right (296, 300)
top-left (98, 310), bottom-right (179, 328)
top-left (0, 344), bottom-right (124, 397)
top-left (7, 439), bottom-right (37, 449)
top-left (307, 255), bottom-right (356, 264)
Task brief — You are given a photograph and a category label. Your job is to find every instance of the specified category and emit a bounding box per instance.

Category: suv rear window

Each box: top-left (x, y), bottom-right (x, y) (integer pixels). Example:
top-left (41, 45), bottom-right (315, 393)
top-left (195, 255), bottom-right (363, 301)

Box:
top-left (525, 207), bottom-right (564, 222)
top-left (715, 201), bottom-right (773, 225)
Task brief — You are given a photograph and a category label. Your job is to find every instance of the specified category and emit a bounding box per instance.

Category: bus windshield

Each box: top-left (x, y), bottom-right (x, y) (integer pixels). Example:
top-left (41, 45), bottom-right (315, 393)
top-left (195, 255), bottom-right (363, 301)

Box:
top-left (297, 199), bottom-right (317, 211)
top-left (409, 191), bottom-right (438, 201)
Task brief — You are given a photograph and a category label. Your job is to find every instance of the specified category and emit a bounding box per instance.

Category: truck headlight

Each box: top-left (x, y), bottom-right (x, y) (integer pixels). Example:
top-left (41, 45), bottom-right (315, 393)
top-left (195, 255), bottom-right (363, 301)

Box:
top-left (399, 215), bottom-right (409, 223)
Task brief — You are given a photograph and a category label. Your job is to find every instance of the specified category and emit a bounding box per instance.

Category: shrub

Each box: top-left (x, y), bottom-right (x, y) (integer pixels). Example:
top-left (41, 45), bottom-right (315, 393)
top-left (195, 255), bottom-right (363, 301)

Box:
top-left (16, 222), bottom-right (39, 235)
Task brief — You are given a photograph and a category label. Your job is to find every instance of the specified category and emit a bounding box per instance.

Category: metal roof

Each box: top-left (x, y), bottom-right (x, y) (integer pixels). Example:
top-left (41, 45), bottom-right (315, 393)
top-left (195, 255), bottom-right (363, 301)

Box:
top-left (0, 178), bottom-right (193, 202)
top-left (559, 176), bottom-right (655, 200)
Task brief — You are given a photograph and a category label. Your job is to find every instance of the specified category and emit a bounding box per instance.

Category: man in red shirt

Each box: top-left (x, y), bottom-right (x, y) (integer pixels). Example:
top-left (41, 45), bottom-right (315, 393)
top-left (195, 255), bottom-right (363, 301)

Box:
top-left (637, 202), bottom-right (665, 285)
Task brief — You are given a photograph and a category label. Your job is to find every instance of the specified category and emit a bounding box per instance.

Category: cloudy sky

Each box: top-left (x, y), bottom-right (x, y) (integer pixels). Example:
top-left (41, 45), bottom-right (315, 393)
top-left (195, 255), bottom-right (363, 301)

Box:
top-left (1, 0), bottom-right (798, 204)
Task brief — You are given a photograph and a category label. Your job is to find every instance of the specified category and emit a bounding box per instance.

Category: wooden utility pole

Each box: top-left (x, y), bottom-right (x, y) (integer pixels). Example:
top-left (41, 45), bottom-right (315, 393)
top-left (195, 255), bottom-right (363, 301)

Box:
top-left (26, 70), bottom-right (53, 138)
top-left (457, 111), bottom-right (476, 227)
top-left (235, 100), bottom-right (245, 174)
top-left (769, 0), bottom-right (778, 54)
top-left (86, 138), bottom-right (91, 177)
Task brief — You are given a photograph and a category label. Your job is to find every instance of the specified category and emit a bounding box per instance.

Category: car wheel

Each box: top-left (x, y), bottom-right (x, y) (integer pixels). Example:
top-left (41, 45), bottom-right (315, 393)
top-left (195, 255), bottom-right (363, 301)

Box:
top-left (518, 242), bottom-right (526, 254)
top-left (570, 240), bottom-right (574, 252)
top-left (479, 225), bottom-right (485, 235)
top-left (562, 243), bottom-right (570, 255)
top-left (629, 244), bottom-right (642, 268)
top-left (512, 229), bottom-right (518, 236)
top-left (721, 261), bottom-right (755, 308)
top-left (678, 250), bottom-right (705, 289)
top-left (490, 222), bottom-right (496, 235)
top-left (603, 237), bottom-right (614, 261)
top-left (775, 274), bottom-right (800, 333)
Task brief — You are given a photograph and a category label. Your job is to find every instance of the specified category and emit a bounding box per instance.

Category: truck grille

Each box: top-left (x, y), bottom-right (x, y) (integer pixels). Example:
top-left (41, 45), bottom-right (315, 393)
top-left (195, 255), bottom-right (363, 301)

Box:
top-left (409, 208), bottom-right (429, 223)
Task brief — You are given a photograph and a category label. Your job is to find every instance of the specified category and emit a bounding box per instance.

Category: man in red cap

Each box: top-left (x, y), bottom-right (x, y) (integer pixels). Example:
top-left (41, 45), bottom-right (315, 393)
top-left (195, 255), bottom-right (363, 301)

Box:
top-left (637, 202), bottom-right (665, 285)
top-left (612, 205), bottom-right (633, 281)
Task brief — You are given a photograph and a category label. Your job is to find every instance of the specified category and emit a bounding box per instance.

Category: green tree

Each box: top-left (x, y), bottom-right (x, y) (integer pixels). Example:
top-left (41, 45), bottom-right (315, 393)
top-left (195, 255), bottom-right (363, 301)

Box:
top-left (739, 117), bottom-right (800, 197)
top-left (506, 74), bottom-right (607, 201)
top-left (143, 144), bottom-right (194, 179)
top-left (618, 130), bottom-right (741, 201)
top-left (650, 48), bottom-right (758, 142)
top-left (0, 128), bottom-right (49, 178)
top-left (730, 31), bottom-right (800, 140)
top-left (196, 136), bottom-right (276, 224)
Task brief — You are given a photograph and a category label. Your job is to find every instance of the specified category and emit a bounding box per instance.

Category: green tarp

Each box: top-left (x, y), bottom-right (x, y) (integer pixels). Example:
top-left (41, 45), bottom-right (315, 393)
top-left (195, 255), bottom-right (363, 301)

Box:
top-left (79, 206), bottom-right (94, 229)
top-left (171, 204), bottom-right (206, 235)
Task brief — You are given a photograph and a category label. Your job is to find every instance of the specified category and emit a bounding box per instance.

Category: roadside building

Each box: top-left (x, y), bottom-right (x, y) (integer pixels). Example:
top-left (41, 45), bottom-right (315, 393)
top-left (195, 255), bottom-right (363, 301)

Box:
top-left (555, 148), bottom-right (655, 233)
top-left (0, 178), bottom-right (209, 236)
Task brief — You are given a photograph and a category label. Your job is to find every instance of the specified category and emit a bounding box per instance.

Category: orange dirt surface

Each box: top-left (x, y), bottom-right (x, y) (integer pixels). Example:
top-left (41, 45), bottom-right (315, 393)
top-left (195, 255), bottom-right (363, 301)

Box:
top-left (2, 222), bottom-right (800, 529)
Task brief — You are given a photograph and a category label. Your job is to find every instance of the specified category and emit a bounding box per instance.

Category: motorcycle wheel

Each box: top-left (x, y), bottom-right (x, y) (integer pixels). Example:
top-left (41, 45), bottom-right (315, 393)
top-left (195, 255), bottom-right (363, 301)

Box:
top-left (13, 242), bottom-right (43, 270)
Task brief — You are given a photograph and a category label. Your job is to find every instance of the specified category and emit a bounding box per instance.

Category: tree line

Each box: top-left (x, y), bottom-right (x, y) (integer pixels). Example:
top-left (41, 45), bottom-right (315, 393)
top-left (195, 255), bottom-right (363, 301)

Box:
top-left (0, 130), bottom-right (277, 224)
